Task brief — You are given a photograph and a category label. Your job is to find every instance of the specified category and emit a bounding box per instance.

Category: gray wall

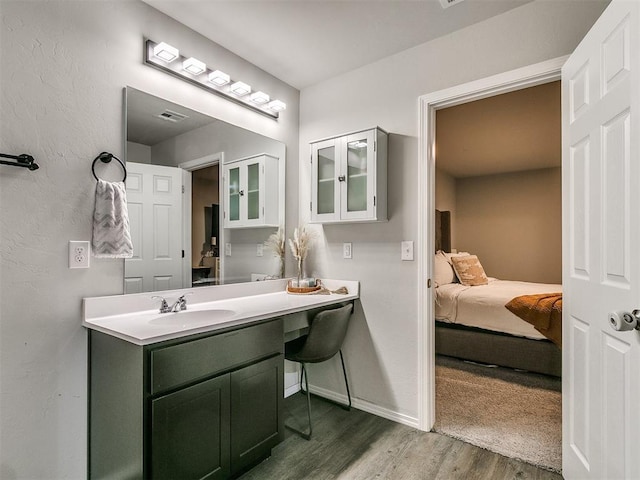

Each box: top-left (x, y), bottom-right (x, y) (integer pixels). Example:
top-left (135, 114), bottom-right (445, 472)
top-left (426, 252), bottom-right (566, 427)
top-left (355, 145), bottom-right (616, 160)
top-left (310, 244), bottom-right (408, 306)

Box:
top-left (0, 1), bottom-right (299, 478)
top-left (298, 0), bottom-right (607, 421)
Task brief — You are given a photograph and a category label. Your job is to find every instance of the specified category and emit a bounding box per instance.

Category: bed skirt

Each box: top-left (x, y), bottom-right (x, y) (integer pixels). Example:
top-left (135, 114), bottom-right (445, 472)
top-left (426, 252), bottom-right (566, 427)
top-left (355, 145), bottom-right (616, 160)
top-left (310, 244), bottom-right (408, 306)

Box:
top-left (435, 321), bottom-right (561, 377)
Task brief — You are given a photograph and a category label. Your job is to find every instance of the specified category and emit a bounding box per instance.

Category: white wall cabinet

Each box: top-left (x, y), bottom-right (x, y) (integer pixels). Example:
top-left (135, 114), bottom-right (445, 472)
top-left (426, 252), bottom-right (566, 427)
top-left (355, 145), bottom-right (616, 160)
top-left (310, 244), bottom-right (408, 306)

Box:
top-left (310, 127), bottom-right (387, 223)
top-left (223, 153), bottom-right (279, 228)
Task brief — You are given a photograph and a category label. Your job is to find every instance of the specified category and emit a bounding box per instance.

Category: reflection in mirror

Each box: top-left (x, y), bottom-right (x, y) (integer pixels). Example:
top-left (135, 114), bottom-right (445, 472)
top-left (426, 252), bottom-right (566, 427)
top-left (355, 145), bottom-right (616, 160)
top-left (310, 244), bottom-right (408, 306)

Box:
top-left (124, 87), bottom-right (286, 294)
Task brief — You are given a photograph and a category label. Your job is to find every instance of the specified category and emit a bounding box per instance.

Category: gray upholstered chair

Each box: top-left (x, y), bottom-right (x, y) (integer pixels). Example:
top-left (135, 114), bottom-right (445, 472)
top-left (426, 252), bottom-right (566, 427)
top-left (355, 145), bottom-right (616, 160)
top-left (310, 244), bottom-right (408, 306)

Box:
top-left (284, 302), bottom-right (353, 440)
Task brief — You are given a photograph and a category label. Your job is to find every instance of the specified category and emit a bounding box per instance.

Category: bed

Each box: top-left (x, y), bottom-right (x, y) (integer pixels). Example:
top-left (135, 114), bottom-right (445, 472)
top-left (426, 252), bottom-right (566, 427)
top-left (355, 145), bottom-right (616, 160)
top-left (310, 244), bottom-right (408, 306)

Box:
top-left (434, 211), bottom-right (562, 377)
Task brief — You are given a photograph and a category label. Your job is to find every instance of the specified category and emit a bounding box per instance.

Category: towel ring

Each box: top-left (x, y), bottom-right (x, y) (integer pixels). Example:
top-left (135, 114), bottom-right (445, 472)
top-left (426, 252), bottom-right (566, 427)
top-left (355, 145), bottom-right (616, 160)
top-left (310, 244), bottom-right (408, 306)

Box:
top-left (92, 152), bottom-right (127, 182)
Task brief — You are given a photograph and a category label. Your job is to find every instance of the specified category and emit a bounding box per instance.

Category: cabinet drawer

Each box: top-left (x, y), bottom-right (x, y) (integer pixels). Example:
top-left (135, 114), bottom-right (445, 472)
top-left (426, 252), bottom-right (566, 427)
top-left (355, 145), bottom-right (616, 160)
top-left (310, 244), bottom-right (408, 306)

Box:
top-left (150, 319), bottom-right (283, 395)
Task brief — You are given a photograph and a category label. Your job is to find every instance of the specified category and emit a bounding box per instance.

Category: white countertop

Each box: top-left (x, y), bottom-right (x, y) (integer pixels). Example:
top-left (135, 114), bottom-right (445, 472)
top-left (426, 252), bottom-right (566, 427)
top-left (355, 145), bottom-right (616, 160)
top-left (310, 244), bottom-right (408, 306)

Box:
top-left (83, 279), bottom-right (359, 345)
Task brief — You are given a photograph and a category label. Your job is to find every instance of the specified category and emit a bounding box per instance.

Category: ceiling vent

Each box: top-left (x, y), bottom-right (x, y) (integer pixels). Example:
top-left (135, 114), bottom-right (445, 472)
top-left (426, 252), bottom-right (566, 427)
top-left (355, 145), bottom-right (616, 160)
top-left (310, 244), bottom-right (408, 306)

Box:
top-left (156, 109), bottom-right (188, 123)
top-left (439, 0), bottom-right (465, 9)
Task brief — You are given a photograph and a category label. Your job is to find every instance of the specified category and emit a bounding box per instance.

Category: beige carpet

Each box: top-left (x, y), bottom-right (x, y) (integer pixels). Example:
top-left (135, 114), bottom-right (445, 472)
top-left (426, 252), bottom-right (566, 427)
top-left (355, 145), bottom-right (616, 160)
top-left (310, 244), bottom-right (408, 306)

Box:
top-left (433, 355), bottom-right (562, 473)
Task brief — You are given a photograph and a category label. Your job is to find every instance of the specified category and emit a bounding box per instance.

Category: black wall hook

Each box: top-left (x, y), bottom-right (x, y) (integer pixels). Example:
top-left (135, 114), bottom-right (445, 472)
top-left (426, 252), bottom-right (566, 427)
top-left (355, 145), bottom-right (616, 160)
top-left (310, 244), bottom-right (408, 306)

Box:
top-left (92, 152), bottom-right (126, 182)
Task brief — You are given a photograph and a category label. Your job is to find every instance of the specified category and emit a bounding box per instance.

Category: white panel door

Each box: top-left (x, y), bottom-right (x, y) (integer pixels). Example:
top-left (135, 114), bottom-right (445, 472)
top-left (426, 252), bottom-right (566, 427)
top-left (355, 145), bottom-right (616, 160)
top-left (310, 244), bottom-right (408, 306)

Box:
top-left (562, 1), bottom-right (640, 478)
top-left (124, 162), bottom-right (184, 294)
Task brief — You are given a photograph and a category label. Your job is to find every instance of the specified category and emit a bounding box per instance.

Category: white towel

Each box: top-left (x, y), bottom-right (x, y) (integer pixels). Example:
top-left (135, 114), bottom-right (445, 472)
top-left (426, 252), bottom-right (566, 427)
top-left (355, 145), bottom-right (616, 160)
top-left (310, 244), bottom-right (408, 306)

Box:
top-left (92, 179), bottom-right (133, 258)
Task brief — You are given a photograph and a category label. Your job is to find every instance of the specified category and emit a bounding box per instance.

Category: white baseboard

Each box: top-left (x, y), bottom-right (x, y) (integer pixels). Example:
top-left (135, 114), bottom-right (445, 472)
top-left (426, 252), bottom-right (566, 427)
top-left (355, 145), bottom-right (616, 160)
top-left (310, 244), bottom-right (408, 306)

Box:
top-left (284, 383), bottom-right (301, 398)
top-left (285, 382), bottom-right (419, 429)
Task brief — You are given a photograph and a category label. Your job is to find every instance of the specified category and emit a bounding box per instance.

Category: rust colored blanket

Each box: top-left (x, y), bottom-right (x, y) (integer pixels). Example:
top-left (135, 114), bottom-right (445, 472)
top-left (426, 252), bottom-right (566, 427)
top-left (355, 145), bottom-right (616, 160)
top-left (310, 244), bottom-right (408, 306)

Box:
top-left (505, 293), bottom-right (562, 348)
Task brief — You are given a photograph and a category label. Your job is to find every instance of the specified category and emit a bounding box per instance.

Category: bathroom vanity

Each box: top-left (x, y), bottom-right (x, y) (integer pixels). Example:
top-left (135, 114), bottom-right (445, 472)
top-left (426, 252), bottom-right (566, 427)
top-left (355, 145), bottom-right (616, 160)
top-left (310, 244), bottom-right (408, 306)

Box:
top-left (83, 279), bottom-right (358, 479)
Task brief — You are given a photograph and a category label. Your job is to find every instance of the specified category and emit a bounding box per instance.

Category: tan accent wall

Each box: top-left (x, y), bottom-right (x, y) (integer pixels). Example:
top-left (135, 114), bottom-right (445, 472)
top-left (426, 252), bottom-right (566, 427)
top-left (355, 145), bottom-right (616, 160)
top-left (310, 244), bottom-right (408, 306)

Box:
top-left (435, 168), bottom-right (457, 249)
top-left (455, 167), bottom-right (562, 284)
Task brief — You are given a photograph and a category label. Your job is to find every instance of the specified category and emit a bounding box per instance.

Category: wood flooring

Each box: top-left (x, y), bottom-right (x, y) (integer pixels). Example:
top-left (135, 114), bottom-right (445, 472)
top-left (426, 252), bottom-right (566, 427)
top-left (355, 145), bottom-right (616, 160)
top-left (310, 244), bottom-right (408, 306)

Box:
top-left (240, 393), bottom-right (562, 480)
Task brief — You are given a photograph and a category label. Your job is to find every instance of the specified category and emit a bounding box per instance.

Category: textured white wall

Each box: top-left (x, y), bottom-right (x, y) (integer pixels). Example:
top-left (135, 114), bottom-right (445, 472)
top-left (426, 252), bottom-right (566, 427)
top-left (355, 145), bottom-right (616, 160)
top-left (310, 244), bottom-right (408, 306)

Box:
top-left (299, 0), bottom-right (607, 422)
top-left (0, 1), bottom-right (299, 478)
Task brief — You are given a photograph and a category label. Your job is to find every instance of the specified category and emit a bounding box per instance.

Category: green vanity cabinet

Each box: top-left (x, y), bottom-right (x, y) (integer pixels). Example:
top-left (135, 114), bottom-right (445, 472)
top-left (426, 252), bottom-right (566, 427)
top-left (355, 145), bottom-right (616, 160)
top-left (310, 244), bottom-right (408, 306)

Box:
top-left (151, 374), bottom-right (231, 480)
top-left (88, 318), bottom-right (284, 480)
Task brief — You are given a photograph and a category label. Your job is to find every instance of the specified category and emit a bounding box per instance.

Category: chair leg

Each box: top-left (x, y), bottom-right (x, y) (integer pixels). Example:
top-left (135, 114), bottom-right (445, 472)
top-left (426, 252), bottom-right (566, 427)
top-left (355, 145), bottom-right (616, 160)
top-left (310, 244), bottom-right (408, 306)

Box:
top-left (285, 362), bottom-right (312, 440)
top-left (303, 363), bottom-right (312, 439)
top-left (339, 349), bottom-right (352, 410)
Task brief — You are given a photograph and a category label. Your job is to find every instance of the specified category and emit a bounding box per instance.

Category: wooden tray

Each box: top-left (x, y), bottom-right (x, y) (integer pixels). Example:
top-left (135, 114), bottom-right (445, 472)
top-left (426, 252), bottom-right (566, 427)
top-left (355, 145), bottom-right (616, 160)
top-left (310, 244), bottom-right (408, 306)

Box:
top-left (286, 280), bottom-right (322, 295)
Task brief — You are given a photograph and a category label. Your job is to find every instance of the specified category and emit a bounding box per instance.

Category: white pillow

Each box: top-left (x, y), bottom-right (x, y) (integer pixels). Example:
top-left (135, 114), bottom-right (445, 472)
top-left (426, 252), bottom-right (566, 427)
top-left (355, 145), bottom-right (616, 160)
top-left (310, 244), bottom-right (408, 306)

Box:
top-left (434, 251), bottom-right (457, 286)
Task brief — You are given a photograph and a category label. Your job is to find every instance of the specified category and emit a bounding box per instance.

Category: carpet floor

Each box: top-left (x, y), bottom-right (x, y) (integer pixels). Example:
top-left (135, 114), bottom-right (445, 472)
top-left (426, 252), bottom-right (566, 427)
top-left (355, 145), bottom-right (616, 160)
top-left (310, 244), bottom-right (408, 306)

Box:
top-left (433, 355), bottom-right (562, 473)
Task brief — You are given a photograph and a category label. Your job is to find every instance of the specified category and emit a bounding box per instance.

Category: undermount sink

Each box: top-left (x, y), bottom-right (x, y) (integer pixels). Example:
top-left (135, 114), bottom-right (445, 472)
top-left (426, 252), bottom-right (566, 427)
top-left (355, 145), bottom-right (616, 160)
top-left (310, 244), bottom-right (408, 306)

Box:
top-left (148, 309), bottom-right (236, 326)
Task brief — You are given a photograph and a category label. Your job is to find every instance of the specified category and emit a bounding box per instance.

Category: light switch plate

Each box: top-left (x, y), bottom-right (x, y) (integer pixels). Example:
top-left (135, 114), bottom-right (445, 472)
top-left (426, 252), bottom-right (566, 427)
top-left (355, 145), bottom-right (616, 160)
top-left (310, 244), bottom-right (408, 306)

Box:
top-left (401, 241), bottom-right (414, 261)
top-left (256, 244), bottom-right (264, 257)
top-left (343, 242), bottom-right (352, 259)
top-left (69, 241), bottom-right (90, 268)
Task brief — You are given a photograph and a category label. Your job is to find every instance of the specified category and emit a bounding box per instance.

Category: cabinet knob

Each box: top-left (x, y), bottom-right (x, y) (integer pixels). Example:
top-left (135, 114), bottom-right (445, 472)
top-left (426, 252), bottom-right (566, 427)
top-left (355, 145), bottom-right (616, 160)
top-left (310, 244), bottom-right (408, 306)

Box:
top-left (239, 190), bottom-right (244, 196)
top-left (338, 175), bottom-right (346, 182)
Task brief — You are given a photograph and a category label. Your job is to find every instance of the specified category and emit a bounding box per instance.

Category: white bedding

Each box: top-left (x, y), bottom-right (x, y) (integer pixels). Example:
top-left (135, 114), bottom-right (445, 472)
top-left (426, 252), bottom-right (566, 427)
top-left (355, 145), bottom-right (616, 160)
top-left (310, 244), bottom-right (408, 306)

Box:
top-left (435, 278), bottom-right (562, 340)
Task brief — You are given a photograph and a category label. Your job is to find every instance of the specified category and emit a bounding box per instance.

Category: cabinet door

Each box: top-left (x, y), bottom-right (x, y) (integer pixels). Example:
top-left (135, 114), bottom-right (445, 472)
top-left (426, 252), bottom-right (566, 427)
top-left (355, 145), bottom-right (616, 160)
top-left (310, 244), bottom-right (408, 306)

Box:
top-left (242, 157), bottom-right (265, 227)
top-left (311, 138), bottom-right (340, 222)
top-left (151, 374), bottom-right (230, 480)
top-left (230, 354), bottom-right (284, 475)
top-left (341, 130), bottom-right (376, 221)
top-left (224, 163), bottom-right (243, 227)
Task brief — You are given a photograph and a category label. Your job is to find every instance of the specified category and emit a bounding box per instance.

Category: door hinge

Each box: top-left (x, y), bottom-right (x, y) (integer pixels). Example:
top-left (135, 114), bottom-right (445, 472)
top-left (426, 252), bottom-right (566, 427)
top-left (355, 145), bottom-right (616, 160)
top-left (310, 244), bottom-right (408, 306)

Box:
top-left (182, 185), bottom-right (185, 194)
top-left (310, 201), bottom-right (312, 212)
top-left (427, 278), bottom-right (432, 288)
top-left (182, 250), bottom-right (185, 258)
top-left (373, 195), bottom-right (376, 206)
top-left (310, 154), bottom-right (313, 164)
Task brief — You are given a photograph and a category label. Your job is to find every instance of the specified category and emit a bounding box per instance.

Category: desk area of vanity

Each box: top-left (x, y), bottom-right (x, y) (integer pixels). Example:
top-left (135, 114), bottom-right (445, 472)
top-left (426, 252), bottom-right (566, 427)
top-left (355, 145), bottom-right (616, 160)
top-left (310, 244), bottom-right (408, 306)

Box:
top-left (83, 279), bottom-right (358, 479)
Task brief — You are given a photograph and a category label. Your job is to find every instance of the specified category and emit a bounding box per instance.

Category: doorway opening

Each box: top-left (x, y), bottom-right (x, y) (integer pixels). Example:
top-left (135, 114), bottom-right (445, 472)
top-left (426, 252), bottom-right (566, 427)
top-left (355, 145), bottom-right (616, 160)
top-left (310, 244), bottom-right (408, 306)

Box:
top-left (179, 153), bottom-right (224, 288)
top-left (432, 81), bottom-right (562, 471)
top-left (417, 56), bottom-right (568, 469)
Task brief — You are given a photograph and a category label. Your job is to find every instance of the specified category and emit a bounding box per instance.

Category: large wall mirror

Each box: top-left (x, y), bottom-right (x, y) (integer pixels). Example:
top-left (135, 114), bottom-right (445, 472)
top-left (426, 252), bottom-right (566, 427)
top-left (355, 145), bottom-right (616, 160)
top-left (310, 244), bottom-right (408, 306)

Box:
top-left (124, 87), bottom-right (286, 294)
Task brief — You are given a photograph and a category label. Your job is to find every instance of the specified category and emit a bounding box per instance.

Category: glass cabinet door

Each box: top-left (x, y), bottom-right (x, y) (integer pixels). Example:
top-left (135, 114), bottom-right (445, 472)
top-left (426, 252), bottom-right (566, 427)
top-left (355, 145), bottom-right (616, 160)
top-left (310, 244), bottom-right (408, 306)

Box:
top-left (228, 166), bottom-right (241, 223)
top-left (246, 161), bottom-right (260, 221)
top-left (317, 145), bottom-right (336, 214)
top-left (342, 130), bottom-right (375, 220)
top-left (311, 139), bottom-right (340, 222)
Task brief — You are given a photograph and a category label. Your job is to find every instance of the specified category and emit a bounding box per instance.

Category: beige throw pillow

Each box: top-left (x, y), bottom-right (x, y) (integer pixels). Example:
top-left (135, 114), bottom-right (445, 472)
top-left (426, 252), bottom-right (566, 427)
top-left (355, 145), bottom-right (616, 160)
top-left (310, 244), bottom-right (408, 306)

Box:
top-left (451, 255), bottom-right (489, 286)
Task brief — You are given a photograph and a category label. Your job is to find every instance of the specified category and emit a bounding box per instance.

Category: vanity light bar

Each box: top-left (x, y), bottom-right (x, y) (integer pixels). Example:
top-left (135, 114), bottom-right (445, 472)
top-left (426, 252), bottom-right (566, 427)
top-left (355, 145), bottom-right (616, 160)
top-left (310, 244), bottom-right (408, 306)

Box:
top-left (144, 39), bottom-right (285, 119)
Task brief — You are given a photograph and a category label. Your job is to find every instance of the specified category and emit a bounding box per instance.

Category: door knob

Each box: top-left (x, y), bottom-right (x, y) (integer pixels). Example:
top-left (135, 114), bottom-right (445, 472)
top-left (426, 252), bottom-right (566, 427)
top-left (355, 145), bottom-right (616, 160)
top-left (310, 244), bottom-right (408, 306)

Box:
top-left (608, 310), bottom-right (640, 331)
top-left (338, 175), bottom-right (346, 182)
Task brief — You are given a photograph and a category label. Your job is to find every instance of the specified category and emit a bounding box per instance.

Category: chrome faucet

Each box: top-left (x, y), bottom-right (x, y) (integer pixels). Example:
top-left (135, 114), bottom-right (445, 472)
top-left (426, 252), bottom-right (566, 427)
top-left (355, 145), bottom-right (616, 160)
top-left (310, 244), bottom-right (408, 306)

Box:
top-left (170, 293), bottom-right (193, 312)
top-left (152, 296), bottom-right (171, 313)
top-left (152, 293), bottom-right (193, 313)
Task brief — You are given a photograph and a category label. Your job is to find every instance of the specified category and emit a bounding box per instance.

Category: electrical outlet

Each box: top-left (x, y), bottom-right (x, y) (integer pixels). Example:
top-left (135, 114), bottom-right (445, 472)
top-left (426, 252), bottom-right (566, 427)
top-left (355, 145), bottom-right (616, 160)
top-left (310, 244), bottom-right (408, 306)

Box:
top-left (401, 241), bottom-right (414, 261)
top-left (225, 243), bottom-right (232, 257)
top-left (256, 244), bottom-right (264, 257)
top-left (343, 242), bottom-right (352, 259)
top-left (69, 241), bottom-right (90, 268)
